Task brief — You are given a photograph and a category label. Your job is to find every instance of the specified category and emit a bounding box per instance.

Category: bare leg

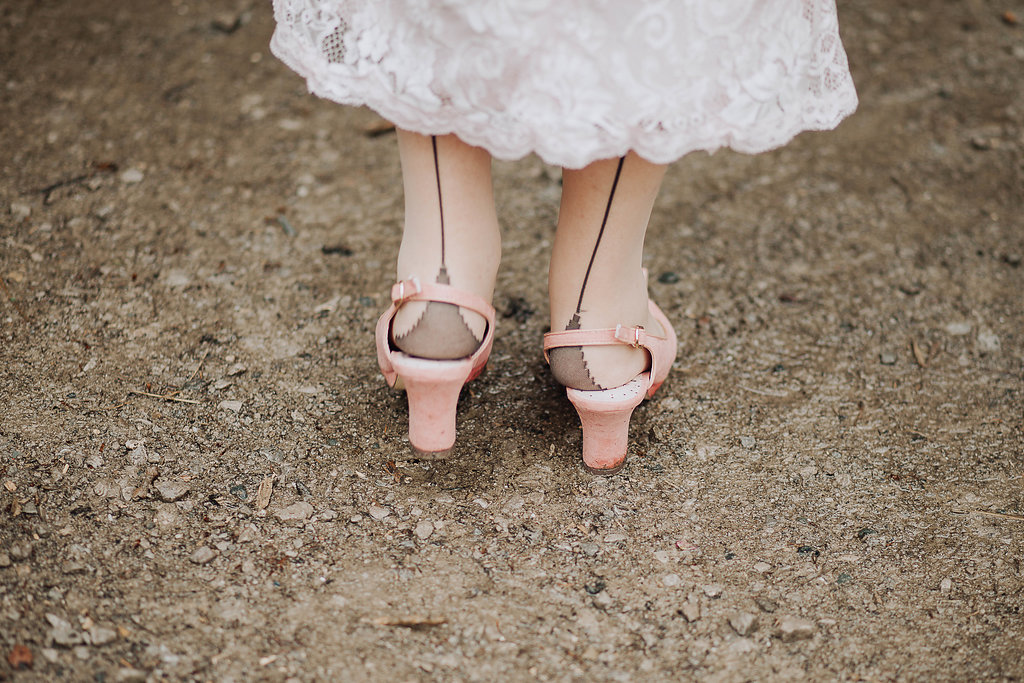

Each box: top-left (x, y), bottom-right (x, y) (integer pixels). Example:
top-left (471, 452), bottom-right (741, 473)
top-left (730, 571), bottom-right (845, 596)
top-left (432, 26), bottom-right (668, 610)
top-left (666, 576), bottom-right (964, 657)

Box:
top-left (391, 131), bottom-right (501, 359)
top-left (548, 152), bottom-right (667, 390)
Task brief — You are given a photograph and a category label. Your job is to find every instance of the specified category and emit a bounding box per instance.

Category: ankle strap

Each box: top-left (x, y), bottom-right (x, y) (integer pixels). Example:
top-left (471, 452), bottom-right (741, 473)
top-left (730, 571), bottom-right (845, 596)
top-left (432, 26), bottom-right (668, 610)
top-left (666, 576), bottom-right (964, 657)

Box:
top-left (390, 277), bottom-right (495, 320)
top-left (543, 324), bottom-right (664, 361)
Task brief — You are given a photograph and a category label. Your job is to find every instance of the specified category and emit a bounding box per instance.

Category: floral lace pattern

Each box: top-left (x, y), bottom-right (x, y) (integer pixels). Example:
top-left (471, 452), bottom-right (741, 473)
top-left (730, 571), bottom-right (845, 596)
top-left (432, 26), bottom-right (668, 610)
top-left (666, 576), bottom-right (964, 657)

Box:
top-left (270, 0), bottom-right (858, 168)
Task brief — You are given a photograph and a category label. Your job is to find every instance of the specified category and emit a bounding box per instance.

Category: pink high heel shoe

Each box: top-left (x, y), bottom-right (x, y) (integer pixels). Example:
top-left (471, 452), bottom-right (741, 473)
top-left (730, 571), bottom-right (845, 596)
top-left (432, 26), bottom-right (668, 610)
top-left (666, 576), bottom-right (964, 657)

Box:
top-left (375, 277), bottom-right (495, 458)
top-left (543, 299), bottom-right (677, 474)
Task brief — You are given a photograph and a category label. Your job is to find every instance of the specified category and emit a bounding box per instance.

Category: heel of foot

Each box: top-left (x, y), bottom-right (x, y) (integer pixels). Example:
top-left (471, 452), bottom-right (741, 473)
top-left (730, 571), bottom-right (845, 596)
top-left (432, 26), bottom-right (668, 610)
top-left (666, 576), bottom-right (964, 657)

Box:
top-left (548, 346), bottom-right (603, 390)
top-left (393, 301), bottom-right (483, 360)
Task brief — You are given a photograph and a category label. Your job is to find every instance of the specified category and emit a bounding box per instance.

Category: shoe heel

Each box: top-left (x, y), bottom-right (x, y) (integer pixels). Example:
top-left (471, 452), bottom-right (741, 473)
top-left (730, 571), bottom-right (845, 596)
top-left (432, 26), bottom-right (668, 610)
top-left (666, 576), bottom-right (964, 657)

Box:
top-left (393, 358), bottom-right (473, 458)
top-left (566, 376), bottom-right (647, 474)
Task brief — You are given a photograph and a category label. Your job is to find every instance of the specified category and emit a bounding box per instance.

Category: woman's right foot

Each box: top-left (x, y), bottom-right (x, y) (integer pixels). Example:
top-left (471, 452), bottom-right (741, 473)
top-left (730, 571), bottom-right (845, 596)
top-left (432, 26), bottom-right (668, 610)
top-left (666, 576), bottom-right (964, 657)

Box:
top-left (547, 153), bottom-right (667, 391)
top-left (546, 152), bottom-right (671, 471)
top-left (544, 298), bottom-right (677, 473)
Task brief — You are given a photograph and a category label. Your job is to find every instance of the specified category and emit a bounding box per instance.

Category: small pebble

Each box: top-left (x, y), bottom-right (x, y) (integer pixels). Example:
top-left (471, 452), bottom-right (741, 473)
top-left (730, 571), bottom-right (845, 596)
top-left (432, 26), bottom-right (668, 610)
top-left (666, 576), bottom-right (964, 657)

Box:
top-left (226, 363), bottom-right (247, 377)
top-left (703, 584), bottom-right (723, 598)
top-left (776, 616), bottom-right (815, 641)
top-left (879, 352), bottom-right (897, 365)
top-left (7, 643), bottom-right (32, 670)
top-left (414, 520), bottom-right (434, 540)
top-left (755, 596), bottom-right (778, 613)
top-left (604, 533), bottom-right (627, 543)
top-left (662, 573), bottom-right (681, 587)
top-left (61, 560), bottom-right (89, 575)
top-left (739, 436), bottom-right (756, 449)
top-left (727, 638), bottom-right (758, 655)
top-left (580, 542), bottom-right (600, 557)
top-left (115, 668), bottom-right (148, 683)
top-left (46, 614), bottom-right (83, 647)
top-left (9, 542), bottom-right (33, 562)
top-left (218, 400), bottom-right (243, 412)
top-left (977, 329), bottom-right (1000, 353)
top-left (189, 546), bottom-right (217, 565)
top-left (319, 509), bottom-right (338, 521)
top-left (10, 202), bottom-right (31, 220)
top-left (680, 597), bottom-right (701, 623)
top-left (229, 484), bottom-right (248, 501)
top-left (970, 135), bottom-right (993, 151)
top-left (154, 480), bottom-right (189, 502)
top-left (368, 505), bottom-right (391, 521)
top-left (128, 444), bottom-right (148, 465)
top-left (154, 504), bottom-right (182, 528)
top-left (729, 612), bottom-right (759, 636)
top-left (119, 168), bottom-right (144, 184)
top-left (0, 553), bottom-right (11, 568)
top-left (275, 502), bottom-right (314, 522)
top-left (753, 561), bottom-right (772, 574)
top-left (945, 321), bottom-right (971, 336)
top-left (657, 271), bottom-right (680, 284)
top-left (89, 626), bottom-right (117, 646)
top-left (940, 578), bottom-right (952, 593)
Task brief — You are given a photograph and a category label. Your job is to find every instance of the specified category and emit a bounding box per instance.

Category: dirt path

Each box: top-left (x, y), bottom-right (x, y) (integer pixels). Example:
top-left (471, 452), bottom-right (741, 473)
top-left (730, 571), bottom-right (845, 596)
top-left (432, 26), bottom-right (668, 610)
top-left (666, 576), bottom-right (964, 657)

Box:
top-left (1, 1), bottom-right (1022, 680)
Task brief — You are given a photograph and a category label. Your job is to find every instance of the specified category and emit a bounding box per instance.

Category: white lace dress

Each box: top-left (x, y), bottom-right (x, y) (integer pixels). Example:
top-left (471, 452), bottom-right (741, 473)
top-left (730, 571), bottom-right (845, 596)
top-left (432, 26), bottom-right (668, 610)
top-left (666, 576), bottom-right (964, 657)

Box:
top-left (270, 0), bottom-right (858, 168)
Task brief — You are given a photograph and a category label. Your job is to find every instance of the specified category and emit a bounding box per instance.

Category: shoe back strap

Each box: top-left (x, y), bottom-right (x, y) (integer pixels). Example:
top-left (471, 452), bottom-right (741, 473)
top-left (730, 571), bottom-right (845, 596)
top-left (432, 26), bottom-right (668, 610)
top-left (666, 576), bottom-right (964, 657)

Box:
top-left (390, 277), bottom-right (495, 321)
top-left (543, 325), bottom-right (663, 353)
top-left (543, 324), bottom-right (668, 383)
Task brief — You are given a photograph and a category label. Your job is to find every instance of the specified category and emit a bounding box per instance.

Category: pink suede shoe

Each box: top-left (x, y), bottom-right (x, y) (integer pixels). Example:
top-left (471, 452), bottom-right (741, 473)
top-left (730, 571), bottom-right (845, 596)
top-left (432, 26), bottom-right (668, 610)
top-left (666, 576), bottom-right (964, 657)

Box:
top-left (543, 299), bottom-right (677, 474)
top-left (375, 277), bottom-right (495, 458)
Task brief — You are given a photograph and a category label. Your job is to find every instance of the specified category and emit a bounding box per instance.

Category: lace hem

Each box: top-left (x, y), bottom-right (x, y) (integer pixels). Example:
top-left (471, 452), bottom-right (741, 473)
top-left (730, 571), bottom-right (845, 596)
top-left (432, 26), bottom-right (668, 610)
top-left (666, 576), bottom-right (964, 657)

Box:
top-left (270, 0), bottom-right (858, 168)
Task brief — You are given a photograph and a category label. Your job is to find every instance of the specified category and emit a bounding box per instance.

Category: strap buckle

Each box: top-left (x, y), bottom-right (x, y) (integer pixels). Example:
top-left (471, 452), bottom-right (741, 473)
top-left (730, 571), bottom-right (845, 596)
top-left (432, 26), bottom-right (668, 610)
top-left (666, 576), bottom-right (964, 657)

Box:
top-left (391, 277), bottom-right (422, 304)
top-left (615, 325), bottom-right (644, 349)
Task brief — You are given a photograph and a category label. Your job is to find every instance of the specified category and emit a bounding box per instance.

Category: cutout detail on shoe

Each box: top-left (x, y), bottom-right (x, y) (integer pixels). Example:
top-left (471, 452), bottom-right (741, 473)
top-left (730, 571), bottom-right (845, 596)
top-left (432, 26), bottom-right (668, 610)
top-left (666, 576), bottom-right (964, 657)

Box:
top-left (392, 266), bottom-right (484, 360)
top-left (393, 300), bottom-right (483, 359)
top-left (548, 313), bottom-right (603, 390)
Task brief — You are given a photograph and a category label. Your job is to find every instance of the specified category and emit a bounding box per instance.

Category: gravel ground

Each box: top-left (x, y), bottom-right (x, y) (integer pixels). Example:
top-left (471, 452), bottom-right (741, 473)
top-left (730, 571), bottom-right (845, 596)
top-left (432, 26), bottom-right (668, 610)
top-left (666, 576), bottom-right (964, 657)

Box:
top-left (1, 0), bottom-right (1022, 681)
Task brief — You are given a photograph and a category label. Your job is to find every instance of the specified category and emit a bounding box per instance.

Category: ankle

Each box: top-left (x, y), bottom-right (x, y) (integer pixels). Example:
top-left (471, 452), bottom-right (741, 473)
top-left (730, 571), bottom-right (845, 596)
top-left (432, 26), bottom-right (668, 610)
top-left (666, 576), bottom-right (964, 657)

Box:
top-left (391, 297), bottom-right (485, 360)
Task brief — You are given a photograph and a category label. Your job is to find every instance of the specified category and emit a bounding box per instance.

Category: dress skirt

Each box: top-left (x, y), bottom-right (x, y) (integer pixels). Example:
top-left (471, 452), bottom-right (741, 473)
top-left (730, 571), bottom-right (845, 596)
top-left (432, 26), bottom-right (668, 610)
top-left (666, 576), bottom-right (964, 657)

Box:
top-left (270, 0), bottom-right (858, 168)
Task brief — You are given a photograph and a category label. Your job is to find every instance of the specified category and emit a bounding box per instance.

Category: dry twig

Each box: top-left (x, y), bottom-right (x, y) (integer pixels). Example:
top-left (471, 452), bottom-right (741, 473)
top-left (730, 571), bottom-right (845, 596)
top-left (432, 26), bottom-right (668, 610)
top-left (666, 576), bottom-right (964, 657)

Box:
top-left (970, 509), bottom-right (1024, 522)
top-left (127, 390), bottom-right (200, 404)
top-left (366, 616), bottom-right (447, 628)
top-left (101, 352), bottom-right (208, 409)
